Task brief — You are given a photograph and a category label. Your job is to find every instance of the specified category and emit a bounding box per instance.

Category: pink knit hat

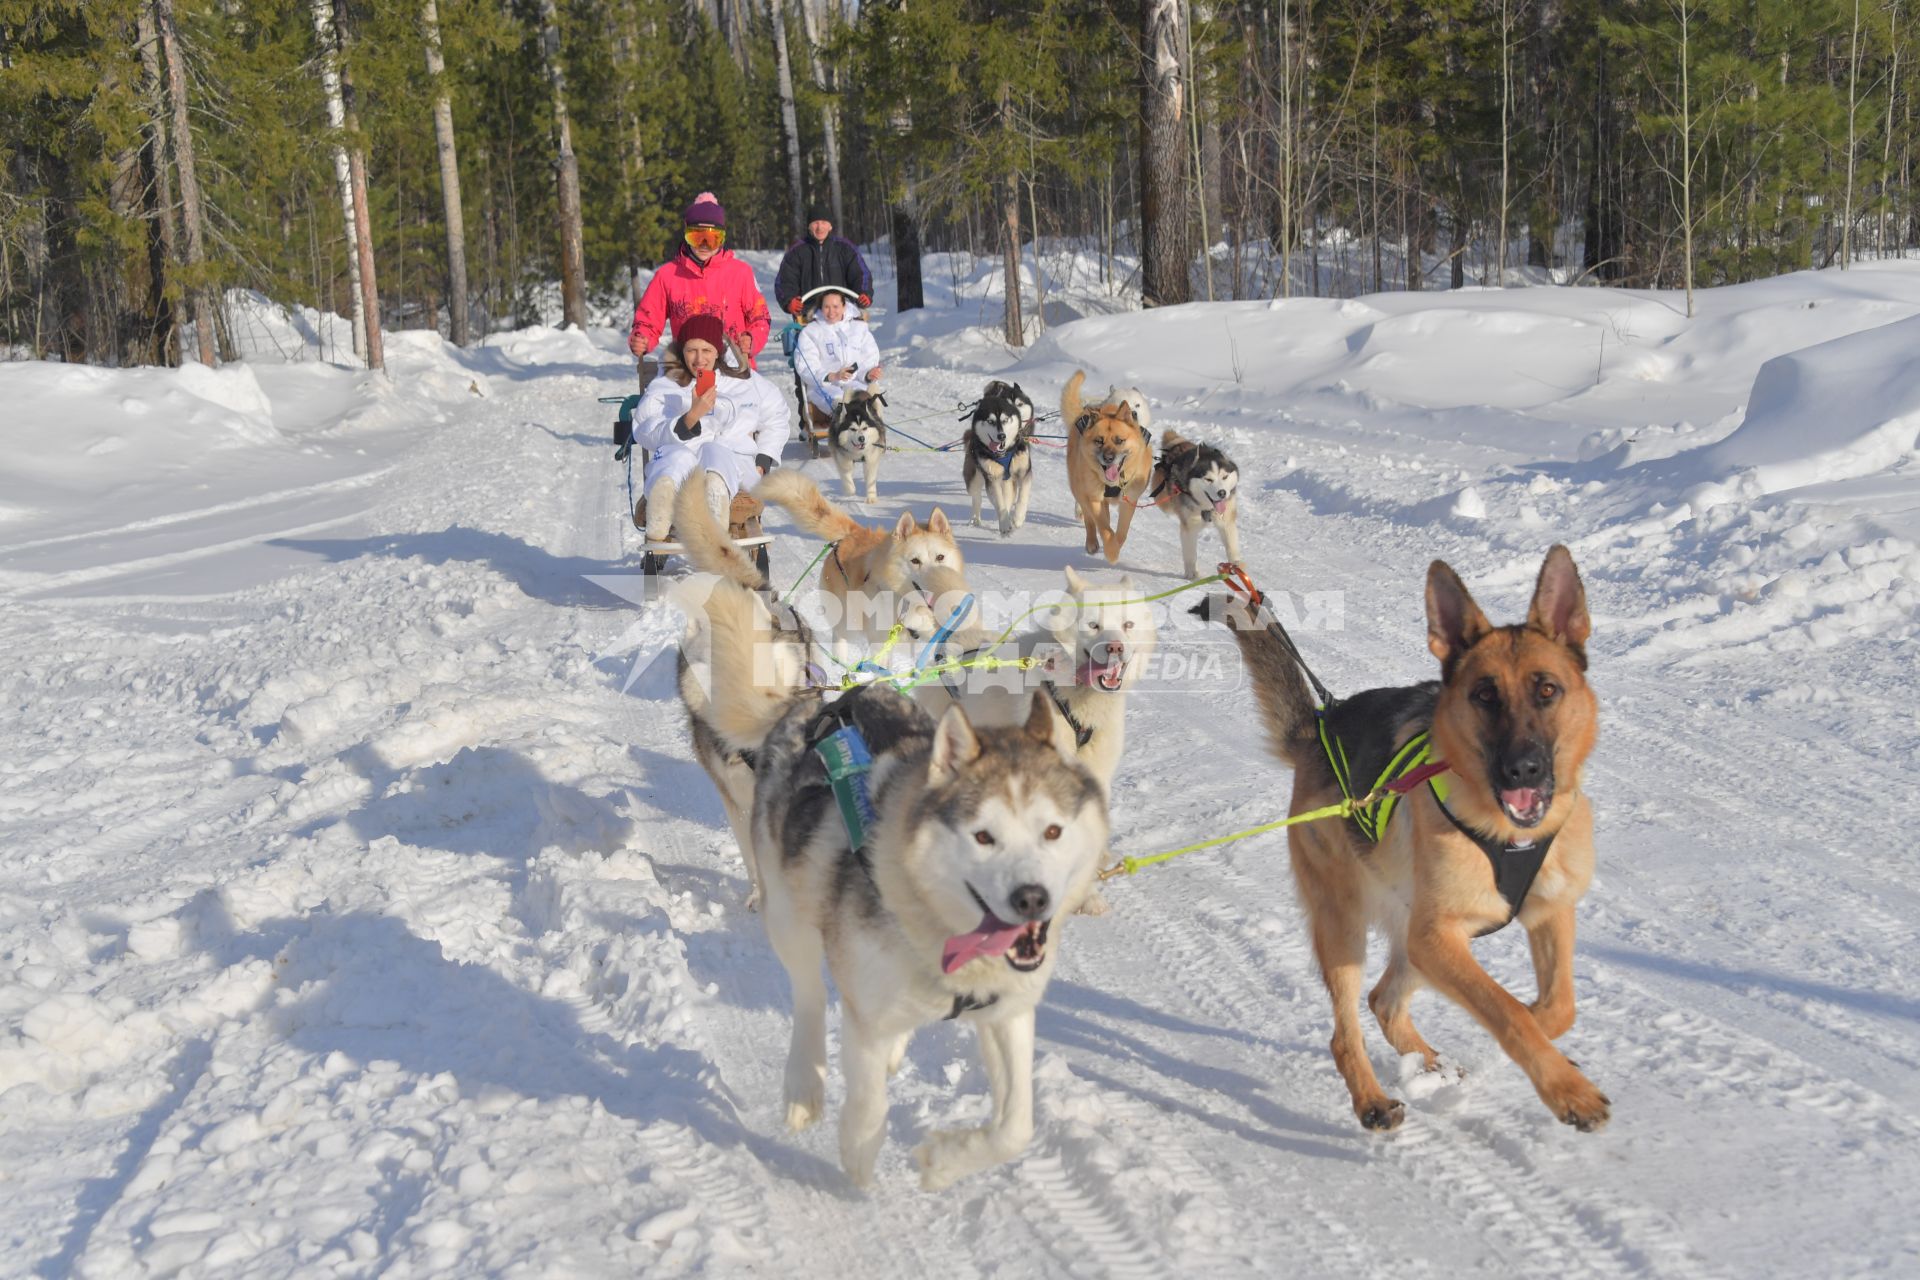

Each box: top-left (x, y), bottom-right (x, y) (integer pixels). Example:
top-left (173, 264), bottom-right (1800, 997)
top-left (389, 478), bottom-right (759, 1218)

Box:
top-left (682, 191), bottom-right (726, 228)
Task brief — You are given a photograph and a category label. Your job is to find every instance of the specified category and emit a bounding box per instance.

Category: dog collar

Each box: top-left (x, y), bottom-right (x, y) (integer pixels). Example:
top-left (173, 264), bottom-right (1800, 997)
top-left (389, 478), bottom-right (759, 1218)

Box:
top-left (810, 703), bottom-right (877, 854)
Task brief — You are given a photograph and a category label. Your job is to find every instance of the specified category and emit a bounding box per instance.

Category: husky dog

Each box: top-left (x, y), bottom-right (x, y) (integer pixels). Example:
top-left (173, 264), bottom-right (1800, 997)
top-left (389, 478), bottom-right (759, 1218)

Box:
top-left (757, 470), bottom-right (982, 659)
top-left (713, 667), bottom-right (1108, 1190)
top-left (962, 382), bottom-right (1034, 537)
top-left (916, 566), bottom-right (1156, 799)
top-left (667, 482), bottom-right (815, 910)
top-left (1151, 429), bottom-right (1243, 579)
top-left (1198, 547), bottom-right (1608, 1133)
top-left (829, 390), bottom-right (888, 503)
top-left (1064, 371), bottom-right (1154, 565)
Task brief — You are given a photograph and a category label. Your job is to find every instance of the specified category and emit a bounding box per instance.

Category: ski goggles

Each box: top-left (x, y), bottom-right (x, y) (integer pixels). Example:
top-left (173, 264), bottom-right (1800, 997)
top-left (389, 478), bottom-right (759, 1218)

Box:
top-left (683, 226), bottom-right (726, 251)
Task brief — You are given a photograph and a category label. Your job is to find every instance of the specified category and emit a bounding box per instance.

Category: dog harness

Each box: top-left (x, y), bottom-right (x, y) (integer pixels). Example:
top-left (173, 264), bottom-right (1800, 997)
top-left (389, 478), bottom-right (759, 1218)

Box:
top-left (808, 701), bottom-right (879, 855)
top-left (1320, 714), bottom-right (1553, 936)
top-left (1042, 679), bottom-right (1095, 748)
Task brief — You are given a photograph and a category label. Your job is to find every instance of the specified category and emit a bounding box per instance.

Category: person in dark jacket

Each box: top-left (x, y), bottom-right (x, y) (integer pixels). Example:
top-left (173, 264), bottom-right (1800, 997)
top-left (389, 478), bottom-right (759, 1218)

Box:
top-left (774, 209), bottom-right (874, 317)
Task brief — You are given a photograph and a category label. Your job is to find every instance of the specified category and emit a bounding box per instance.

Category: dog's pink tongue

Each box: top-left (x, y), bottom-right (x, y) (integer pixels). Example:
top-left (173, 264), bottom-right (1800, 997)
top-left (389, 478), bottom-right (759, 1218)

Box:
top-left (942, 914), bottom-right (1024, 974)
top-left (1501, 787), bottom-right (1543, 815)
top-left (1103, 462), bottom-right (1121, 483)
top-left (1212, 498), bottom-right (1228, 514)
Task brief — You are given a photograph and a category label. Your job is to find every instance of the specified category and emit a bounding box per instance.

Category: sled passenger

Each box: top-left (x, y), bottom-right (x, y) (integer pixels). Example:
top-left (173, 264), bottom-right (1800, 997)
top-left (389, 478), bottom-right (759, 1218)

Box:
top-left (628, 191), bottom-right (772, 366)
top-left (794, 286), bottom-right (882, 418)
top-left (633, 314), bottom-right (788, 542)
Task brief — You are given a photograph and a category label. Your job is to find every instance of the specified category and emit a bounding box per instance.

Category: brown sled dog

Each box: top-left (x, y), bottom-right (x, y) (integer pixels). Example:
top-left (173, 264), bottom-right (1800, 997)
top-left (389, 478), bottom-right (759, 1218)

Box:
top-left (756, 469), bottom-right (979, 657)
top-left (1063, 371), bottom-right (1152, 565)
top-left (1201, 546), bottom-right (1607, 1133)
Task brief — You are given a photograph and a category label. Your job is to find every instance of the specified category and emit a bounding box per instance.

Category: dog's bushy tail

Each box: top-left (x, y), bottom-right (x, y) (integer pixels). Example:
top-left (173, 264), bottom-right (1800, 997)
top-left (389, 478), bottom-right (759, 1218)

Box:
top-left (1061, 369), bottom-right (1087, 431)
top-left (667, 577), bottom-right (804, 755)
top-left (672, 476), bottom-right (765, 591)
top-left (756, 469), bottom-right (862, 543)
top-left (1192, 596), bottom-right (1318, 768)
top-left (1159, 427), bottom-right (1189, 452)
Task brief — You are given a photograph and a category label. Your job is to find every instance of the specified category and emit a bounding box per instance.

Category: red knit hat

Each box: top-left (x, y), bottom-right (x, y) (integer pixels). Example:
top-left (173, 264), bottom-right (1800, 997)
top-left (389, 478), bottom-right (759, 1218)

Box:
top-left (682, 191), bottom-right (726, 228)
top-left (675, 313), bottom-right (726, 354)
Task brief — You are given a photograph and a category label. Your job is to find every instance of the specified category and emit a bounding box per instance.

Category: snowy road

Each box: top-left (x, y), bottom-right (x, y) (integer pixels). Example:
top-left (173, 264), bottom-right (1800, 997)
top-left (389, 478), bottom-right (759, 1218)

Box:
top-left (4, 266), bottom-right (1919, 1277)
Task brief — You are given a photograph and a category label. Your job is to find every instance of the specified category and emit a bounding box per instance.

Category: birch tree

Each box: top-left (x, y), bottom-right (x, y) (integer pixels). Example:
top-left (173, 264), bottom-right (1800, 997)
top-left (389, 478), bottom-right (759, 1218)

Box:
top-left (423, 0), bottom-right (471, 343)
top-left (310, 0), bottom-right (367, 362)
top-left (538, 0), bottom-right (587, 329)
top-left (769, 0), bottom-right (806, 236)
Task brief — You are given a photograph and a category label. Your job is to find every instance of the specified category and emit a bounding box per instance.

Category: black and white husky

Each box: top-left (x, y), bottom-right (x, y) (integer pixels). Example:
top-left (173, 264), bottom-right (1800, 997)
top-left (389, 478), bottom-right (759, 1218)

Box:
top-left (702, 623), bottom-right (1107, 1189)
top-left (829, 390), bottom-right (888, 503)
top-left (1151, 429), bottom-right (1243, 579)
top-left (962, 381), bottom-right (1035, 536)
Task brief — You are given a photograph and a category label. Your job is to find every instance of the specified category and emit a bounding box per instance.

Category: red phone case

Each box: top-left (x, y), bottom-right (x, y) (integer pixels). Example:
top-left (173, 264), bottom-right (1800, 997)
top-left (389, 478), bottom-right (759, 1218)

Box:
top-left (696, 370), bottom-right (716, 395)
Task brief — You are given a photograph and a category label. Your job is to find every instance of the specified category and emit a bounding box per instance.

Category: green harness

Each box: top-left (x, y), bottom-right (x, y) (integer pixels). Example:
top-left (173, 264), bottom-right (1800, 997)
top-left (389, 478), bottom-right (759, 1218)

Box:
top-left (1317, 712), bottom-right (1552, 936)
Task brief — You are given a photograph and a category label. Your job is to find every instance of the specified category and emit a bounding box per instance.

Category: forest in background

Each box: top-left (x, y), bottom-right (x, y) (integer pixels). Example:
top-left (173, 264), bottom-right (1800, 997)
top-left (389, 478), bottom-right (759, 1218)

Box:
top-left (4, 0), bottom-right (1918, 367)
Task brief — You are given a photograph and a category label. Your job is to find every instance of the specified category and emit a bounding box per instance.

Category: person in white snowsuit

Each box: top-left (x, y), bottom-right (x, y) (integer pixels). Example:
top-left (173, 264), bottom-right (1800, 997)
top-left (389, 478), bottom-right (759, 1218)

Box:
top-left (634, 313), bottom-right (789, 541)
top-left (794, 287), bottom-right (883, 417)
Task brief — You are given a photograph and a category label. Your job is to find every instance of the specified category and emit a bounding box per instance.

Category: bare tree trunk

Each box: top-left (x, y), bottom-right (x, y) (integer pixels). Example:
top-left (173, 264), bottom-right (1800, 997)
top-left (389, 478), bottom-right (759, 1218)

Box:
top-left (136, 7), bottom-right (182, 364)
top-left (798, 0), bottom-right (845, 227)
top-left (891, 181), bottom-right (924, 312)
top-left (1000, 87), bottom-right (1024, 344)
top-left (1842, 0), bottom-right (1863, 268)
top-left (1141, 0), bottom-right (1190, 307)
top-left (1184, 0), bottom-right (1212, 301)
top-left (154, 0), bottom-right (215, 366)
top-left (1498, 0), bottom-right (1513, 284)
top-left (1678, 0), bottom-right (1695, 316)
top-left (768, 0), bottom-right (806, 237)
top-left (423, 0), bottom-right (471, 344)
top-left (333, 2), bottom-right (385, 369)
top-left (311, 0), bottom-right (366, 361)
top-left (539, 0), bottom-right (588, 329)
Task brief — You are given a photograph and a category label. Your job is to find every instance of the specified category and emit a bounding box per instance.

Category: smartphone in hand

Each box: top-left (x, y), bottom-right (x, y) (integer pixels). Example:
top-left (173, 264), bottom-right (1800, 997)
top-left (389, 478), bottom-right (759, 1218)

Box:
top-left (695, 369), bottom-right (716, 396)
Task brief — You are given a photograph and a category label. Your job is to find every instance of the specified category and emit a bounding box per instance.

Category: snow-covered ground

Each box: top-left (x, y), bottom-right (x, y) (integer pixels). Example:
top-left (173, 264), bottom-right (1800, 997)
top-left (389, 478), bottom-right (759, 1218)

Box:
top-left (4, 254), bottom-right (1918, 1278)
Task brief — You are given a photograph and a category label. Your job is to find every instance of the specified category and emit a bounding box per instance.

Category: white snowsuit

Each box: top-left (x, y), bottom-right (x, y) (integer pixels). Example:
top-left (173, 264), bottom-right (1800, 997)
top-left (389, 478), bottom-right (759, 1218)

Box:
top-left (635, 366), bottom-right (790, 496)
top-left (794, 315), bottom-right (881, 415)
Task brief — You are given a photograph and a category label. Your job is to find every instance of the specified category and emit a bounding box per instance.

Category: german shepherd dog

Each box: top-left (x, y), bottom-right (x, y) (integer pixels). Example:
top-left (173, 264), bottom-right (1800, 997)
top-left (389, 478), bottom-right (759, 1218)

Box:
top-left (829, 389), bottom-right (888, 503)
top-left (757, 470), bottom-right (981, 660)
top-left (1201, 547), bottom-right (1608, 1133)
top-left (1063, 370), bottom-right (1153, 565)
top-left (666, 482), bottom-right (817, 911)
top-left (705, 660), bottom-right (1108, 1189)
top-left (1151, 430), bottom-right (1243, 579)
top-left (962, 382), bottom-right (1035, 537)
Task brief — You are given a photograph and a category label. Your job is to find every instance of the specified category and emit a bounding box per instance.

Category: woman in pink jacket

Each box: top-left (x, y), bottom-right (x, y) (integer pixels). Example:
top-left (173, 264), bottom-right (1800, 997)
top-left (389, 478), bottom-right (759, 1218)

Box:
top-left (628, 192), bottom-right (772, 365)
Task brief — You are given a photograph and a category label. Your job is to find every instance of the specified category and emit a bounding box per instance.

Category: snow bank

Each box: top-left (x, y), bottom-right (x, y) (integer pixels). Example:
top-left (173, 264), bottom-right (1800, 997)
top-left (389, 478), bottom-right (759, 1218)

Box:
top-left (1695, 315), bottom-right (1920, 498)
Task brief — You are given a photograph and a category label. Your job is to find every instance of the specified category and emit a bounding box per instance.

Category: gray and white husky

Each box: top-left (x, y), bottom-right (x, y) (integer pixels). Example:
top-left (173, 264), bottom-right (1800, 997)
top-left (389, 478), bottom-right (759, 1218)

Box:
top-left (962, 381), bottom-right (1035, 537)
top-left (707, 633), bottom-right (1107, 1188)
top-left (829, 390), bottom-right (888, 503)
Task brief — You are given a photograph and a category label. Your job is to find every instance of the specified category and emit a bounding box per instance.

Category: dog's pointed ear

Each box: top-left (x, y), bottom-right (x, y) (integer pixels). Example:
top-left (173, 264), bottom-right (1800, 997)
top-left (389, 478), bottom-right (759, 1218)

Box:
top-left (1023, 689), bottom-right (1077, 757)
top-left (1119, 574), bottom-right (1136, 595)
top-left (1063, 565), bottom-right (1088, 595)
top-left (1112, 401), bottom-right (1136, 424)
top-left (1527, 544), bottom-right (1591, 650)
top-left (892, 510), bottom-right (918, 540)
top-left (929, 703), bottom-right (982, 784)
top-left (927, 507), bottom-right (952, 536)
top-left (1426, 560), bottom-right (1493, 669)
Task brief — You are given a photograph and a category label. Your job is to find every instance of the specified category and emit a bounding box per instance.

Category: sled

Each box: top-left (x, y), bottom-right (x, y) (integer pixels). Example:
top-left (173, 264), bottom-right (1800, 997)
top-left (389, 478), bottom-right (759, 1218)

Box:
top-left (631, 489), bottom-right (773, 579)
top-left (606, 392), bottom-right (774, 577)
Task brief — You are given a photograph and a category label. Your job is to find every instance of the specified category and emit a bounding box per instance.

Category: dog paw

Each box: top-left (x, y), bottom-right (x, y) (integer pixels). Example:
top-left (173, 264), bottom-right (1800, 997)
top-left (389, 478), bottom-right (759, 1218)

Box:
top-left (864, 491), bottom-right (879, 504)
top-left (1542, 1071), bottom-right (1611, 1132)
top-left (1074, 889), bottom-right (1111, 917)
top-left (1356, 1098), bottom-right (1406, 1131)
top-left (744, 887), bottom-right (762, 913)
top-left (784, 1070), bottom-right (825, 1131)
